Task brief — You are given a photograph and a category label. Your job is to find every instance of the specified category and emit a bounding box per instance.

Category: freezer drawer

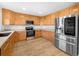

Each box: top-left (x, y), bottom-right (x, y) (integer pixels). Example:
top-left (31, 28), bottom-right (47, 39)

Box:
top-left (66, 42), bottom-right (77, 56)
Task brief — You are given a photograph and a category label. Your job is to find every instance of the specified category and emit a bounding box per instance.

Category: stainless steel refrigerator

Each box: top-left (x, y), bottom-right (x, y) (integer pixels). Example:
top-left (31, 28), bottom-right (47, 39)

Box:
top-left (55, 15), bottom-right (79, 56)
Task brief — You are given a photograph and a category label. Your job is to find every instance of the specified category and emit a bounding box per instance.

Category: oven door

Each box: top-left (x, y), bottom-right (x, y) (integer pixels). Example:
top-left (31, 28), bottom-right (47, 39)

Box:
top-left (64, 16), bottom-right (76, 36)
top-left (27, 30), bottom-right (35, 37)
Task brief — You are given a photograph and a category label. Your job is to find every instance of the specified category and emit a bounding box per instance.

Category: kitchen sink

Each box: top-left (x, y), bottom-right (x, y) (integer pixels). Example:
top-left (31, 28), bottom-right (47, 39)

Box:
top-left (0, 32), bottom-right (11, 37)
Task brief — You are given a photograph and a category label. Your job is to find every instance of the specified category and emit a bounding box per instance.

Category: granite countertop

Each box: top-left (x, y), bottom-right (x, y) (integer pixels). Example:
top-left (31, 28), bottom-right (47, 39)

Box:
top-left (0, 31), bottom-right (15, 48)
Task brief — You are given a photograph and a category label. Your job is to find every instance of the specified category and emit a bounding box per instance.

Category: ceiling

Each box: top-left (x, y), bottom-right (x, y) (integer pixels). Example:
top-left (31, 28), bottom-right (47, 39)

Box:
top-left (0, 2), bottom-right (76, 16)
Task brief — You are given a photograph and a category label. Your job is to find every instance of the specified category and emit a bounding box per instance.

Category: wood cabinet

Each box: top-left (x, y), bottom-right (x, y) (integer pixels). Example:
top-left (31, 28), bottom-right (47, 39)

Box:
top-left (35, 30), bottom-right (41, 38)
top-left (25, 15), bottom-right (40, 25)
top-left (42, 30), bottom-right (55, 45)
top-left (2, 4), bottom-right (79, 25)
top-left (0, 32), bottom-right (17, 56)
top-left (14, 13), bottom-right (26, 25)
top-left (2, 8), bottom-right (41, 25)
top-left (44, 16), bottom-right (52, 25)
top-left (12, 32), bottom-right (18, 43)
top-left (2, 8), bottom-right (26, 25)
top-left (40, 16), bottom-right (55, 26)
top-left (2, 8), bottom-right (13, 25)
top-left (0, 31), bottom-right (26, 56)
top-left (55, 4), bottom-right (79, 18)
top-left (16, 31), bottom-right (26, 41)
top-left (1, 40), bottom-right (12, 56)
top-left (34, 17), bottom-right (40, 25)
top-left (41, 4), bottom-right (79, 26)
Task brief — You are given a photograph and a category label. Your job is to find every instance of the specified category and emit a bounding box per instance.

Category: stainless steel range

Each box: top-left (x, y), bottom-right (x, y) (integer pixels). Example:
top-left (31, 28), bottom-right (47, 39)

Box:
top-left (25, 26), bottom-right (35, 37)
top-left (25, 21), bottom-right (35, 40)
top-left (55, 15), bottom-right (79, 56)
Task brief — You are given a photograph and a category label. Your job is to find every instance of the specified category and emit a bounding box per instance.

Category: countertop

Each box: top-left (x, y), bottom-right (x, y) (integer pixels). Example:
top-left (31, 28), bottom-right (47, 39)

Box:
top-left (0, 26), bottom-right (55, 48)
top-left (4, 25), bottom-right (55, 32)
top-left (0, 31), bottom-right (14, 48)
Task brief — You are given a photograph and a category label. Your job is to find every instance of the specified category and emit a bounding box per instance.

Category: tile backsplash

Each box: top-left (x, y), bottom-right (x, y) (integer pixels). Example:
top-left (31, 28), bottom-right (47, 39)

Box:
top-left (0, 25), bottom-right (2, 31)
top-left (0, 25), bottom-right (4, 31)
top-left (4, 25), bottom-right (55, 31)
top-left (4, 25), bottom-right (25, 31)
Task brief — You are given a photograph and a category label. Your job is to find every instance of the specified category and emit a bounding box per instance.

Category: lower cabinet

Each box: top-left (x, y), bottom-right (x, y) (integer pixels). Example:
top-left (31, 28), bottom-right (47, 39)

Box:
top-left (0, 30), bottom-right (55, 55)
top-left (42, 30), bottom-right (55, 45)
top-left (35, 30), bottom-right (41, 38)
top-left (1, 40), bottom-right (12, 56)
top-left (1, 32), bottom-right (17, 56)
top-left (16, 31), bottom-right (26, 41)
top-left (0, 31), bottom-right (26, 56)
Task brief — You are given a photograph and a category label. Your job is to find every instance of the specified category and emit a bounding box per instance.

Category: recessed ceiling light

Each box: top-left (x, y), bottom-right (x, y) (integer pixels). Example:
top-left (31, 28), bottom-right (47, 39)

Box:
top-left (38, 11), bottom-right (43, 14)
top-left (22, 8), bottom-right (26, 11)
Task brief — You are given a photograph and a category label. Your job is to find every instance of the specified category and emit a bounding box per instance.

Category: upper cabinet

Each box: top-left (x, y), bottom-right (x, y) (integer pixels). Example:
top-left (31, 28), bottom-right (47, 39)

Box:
top-left (2, 4), bottom-right (79, 25)
top-left (2, 8), bottom-right (40, 25)
top-left (40, 15), bottom-right (55, 26)
top-left (34, 17), bottom-right (40, 25)
top-left (14, 13), bottom-right (26, 25)
top-left (2, 8), bottom-right (14, 25)
top-left (45, 15), bottom-right (55, 25)
top-left (58, 4), bottom-right (79, 17)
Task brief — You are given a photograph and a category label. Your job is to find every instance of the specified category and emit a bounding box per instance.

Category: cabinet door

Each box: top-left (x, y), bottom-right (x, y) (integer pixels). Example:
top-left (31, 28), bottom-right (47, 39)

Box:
top-left (10, 12), bottom-right (15, 25)
top-left (14, 14), bottom-right (25, 25)
top-left (1, 39), bottom-right (12, 56)
top-left (42, 31), bottom-right (55, 44)
top-left (2, 9), bottom-right (12, 25)
top-left (45, 16), bottom-right (51, 25)
top-left (13, 32), bottom-right (18, 43)
top-left (40, 17), bottom-right (45, 25)
top-left (35, 30), bottom-right (41, 38)
top-left (42, 15), bottom-right (55, 25)
top-left (10, 32), bottom-right (17, 44)
top-left (34, 17), bottom-right (40, 25)
top-left (17, 31), bottom-right (26, 41)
